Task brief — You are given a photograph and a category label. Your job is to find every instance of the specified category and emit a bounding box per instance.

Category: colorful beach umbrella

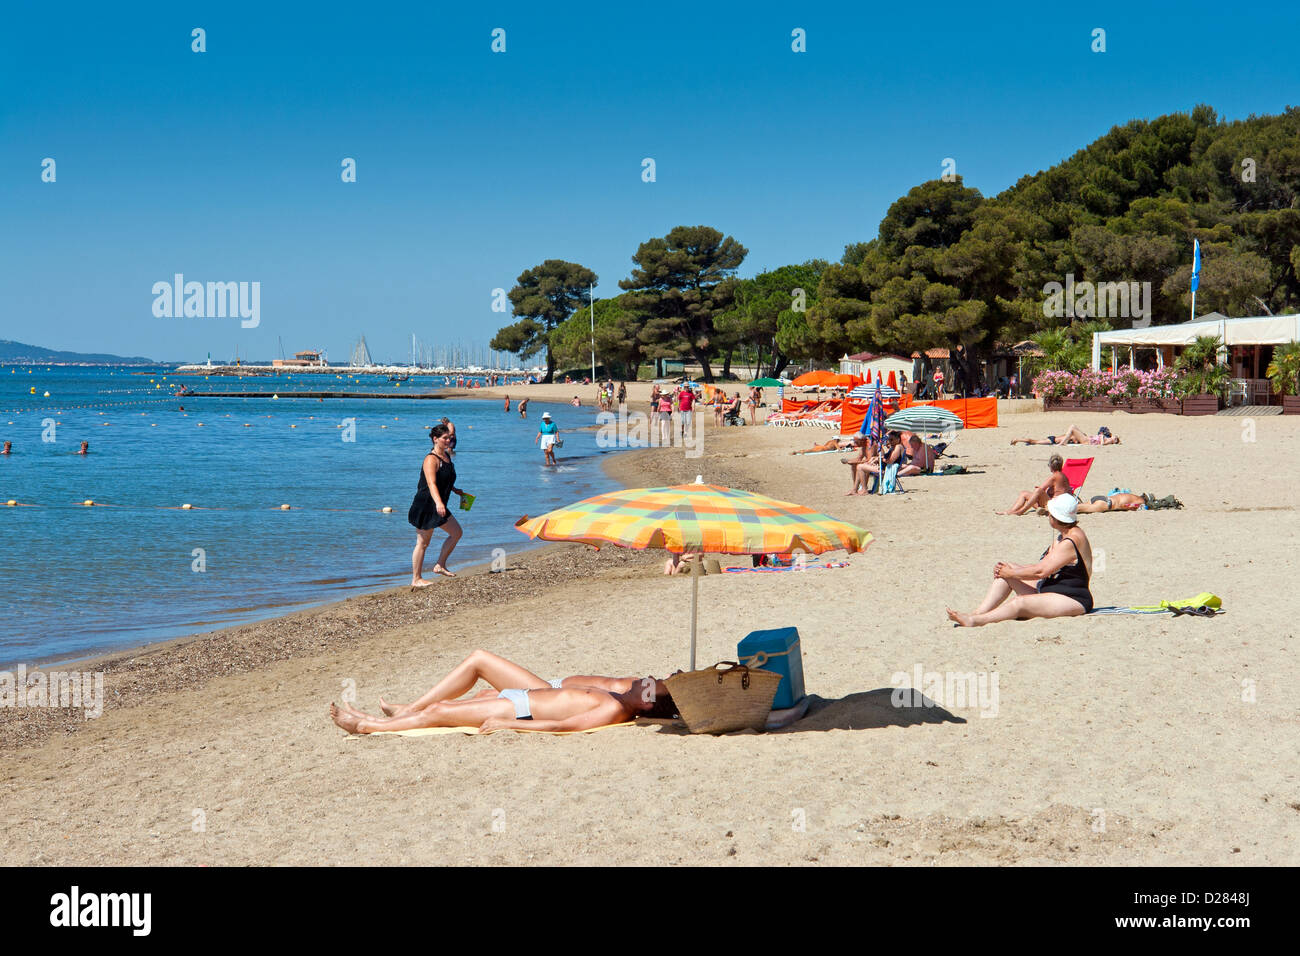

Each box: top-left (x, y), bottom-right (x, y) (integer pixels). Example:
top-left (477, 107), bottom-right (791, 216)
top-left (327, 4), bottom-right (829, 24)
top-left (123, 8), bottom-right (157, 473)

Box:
top-left (516, 482), bottom-right (872, 668)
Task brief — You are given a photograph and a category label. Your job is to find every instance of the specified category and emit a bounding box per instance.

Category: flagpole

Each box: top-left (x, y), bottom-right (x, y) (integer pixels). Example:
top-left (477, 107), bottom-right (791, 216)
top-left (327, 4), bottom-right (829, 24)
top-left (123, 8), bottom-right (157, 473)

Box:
top-left (589, 284), bottom-right (597, 384)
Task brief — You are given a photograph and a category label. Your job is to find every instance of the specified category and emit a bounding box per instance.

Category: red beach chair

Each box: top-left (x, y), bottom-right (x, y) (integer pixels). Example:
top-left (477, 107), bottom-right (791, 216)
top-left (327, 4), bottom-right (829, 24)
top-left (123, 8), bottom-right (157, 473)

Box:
top-left (1061, 457), bottom-right (1094, 493)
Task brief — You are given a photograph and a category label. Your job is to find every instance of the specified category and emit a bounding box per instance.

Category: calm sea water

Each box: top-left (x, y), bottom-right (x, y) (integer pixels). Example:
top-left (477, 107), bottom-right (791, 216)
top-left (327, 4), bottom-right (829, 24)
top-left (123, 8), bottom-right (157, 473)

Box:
top-left (0, 366), bottom-right (616, 665)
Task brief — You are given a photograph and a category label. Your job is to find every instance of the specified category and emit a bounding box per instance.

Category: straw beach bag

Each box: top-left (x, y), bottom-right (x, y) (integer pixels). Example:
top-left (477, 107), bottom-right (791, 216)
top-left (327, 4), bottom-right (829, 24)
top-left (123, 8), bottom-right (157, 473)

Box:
top-left (666, 662), bottom-right (782, 734)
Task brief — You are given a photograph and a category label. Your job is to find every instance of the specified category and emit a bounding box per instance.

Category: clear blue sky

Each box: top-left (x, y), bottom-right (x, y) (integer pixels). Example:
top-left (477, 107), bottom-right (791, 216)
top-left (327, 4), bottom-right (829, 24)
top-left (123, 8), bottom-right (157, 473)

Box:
top-left (2, 1), bottom-right (1297, 363)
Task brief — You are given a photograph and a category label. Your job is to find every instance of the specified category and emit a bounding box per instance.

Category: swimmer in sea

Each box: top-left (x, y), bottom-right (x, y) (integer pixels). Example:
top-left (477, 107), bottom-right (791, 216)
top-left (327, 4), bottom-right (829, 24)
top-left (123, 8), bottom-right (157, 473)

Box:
top-left (78, 441), bottom-right (89, 455)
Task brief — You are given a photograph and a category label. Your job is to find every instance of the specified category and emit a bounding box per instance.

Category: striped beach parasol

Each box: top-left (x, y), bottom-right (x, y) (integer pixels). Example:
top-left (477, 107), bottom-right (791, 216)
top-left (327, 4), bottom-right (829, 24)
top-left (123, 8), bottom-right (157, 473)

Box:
top-left (883, 405), bottom-right (964, 433)
top-left (848, 382), bottom-right (900, 400)
top-left (516, 482), bottom-right (872, 668)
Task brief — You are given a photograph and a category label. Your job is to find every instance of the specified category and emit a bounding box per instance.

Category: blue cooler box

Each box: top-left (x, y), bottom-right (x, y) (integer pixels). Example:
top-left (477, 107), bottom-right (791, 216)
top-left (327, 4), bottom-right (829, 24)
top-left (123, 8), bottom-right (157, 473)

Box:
top-left (737, 627), bottom-right (804, 709)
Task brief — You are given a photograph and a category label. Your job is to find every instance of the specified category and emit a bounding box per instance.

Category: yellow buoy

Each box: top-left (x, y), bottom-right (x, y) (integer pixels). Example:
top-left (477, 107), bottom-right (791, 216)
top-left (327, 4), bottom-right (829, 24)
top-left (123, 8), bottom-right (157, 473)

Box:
top-left (290, 424), bottom-right (297, 428)
top-left (5, 500), bottom-right (16, 507)
top-left (181, 503), bottom-right (193, 510)
top-left (29, 387), bottom-right (35, 394)
top-left (243, 423), bottom-right (252, 427)
top-left (279, 504), bottom-right (291, 510)
top-left (83, 499), bottom-right (94, 506)
top-left (272, 394), bottom-right (279, 399)
top-left (381, 506), bottom-right (393, 513)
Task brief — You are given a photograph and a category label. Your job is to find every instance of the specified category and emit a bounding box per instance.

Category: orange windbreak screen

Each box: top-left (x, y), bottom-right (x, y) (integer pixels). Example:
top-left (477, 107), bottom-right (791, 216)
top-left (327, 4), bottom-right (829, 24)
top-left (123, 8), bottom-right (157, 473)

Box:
top-left (839, 396), bottom-right (998, 434)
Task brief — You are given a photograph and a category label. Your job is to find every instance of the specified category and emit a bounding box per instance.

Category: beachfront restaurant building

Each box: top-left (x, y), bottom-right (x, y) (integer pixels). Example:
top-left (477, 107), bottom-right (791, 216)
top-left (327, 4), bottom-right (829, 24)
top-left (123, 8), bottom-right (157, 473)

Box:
top-left (1091, 312), bottom-right (1300, 406)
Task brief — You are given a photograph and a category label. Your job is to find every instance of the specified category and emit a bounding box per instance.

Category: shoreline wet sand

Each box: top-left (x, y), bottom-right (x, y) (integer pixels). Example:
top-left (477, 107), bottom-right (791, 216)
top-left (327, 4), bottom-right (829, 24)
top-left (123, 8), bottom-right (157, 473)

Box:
top-left (2, 406), bottom-right (1296, 866)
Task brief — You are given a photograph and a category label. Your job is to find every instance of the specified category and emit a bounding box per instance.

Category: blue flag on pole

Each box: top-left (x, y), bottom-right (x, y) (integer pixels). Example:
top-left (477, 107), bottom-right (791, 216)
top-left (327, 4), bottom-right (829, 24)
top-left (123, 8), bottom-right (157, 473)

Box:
top-left (1190, 238), bottom-right (1201, 293)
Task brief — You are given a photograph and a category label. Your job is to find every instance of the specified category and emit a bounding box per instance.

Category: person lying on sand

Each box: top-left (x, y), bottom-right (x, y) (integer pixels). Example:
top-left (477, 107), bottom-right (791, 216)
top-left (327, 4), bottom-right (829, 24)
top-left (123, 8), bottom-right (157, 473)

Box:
top-left (1075, 491), bottom-right (1146, 513)
top-left (947, 494), bottom-right (1093, 626)
top-left (792, 437), bottom-right (853, 455)
top-left (996, 454), bottom-right (1073, 515)
top-left (1010, 425), bottom-right (1119, 446)
top-left (332, 649), bottom-right (677, 734)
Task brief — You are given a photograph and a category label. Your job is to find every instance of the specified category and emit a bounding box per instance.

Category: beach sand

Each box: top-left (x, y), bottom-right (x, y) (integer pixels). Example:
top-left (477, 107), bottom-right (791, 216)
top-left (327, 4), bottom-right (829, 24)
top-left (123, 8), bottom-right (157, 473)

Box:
top-left (2, 405), bottom-right (1297, 865)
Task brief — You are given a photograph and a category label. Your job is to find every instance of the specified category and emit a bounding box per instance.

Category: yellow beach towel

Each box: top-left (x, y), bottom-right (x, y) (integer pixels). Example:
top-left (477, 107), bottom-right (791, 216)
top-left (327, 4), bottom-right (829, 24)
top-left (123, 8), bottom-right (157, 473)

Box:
top-left (1131, 592), bottom-right (1222, 612)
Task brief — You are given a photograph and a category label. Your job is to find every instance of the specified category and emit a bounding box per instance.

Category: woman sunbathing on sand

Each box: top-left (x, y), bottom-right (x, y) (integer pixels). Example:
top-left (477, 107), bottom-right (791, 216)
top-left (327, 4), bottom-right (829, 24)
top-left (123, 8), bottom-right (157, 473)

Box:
top-left (947, 494), bottom-right (1093, 626)
top-left (1010, 425), bottom-right (1119, 446)
top-left (792, 437), bottom-right (853, 455)
top-left (331, 649), bottom-right (677, 734)
top-left (1075, 491), bottom-right (1146, 513)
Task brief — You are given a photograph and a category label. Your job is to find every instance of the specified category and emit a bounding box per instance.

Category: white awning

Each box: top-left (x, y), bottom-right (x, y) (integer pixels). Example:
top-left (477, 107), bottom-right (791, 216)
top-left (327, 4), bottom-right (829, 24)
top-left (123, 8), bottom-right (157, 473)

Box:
top-left (1091, 314), bottom-right (1300, 368)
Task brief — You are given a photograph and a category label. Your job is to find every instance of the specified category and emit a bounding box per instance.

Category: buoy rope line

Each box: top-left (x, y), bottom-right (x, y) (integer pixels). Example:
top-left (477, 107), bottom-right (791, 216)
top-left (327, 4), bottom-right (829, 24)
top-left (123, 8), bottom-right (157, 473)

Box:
top-left (2, 501), bottom-right (401, 513)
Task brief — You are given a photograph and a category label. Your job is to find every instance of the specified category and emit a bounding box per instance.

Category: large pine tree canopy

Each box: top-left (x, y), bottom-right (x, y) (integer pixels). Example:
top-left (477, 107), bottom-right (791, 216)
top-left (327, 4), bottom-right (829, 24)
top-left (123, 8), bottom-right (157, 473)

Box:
top-left (493, 106), bottom-right (1300, 382)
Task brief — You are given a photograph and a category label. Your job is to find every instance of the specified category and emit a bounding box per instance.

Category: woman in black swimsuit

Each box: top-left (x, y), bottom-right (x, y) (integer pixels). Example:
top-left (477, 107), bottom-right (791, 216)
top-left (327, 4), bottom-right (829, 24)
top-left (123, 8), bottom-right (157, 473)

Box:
top-left (947, 493), bottom-right (1093, 627)
top-left (408, 423), bottom-right (465, 588)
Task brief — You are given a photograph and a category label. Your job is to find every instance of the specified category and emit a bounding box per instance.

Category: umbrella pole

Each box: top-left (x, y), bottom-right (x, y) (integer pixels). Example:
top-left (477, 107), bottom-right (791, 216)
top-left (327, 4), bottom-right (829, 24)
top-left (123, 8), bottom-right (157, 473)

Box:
top-left (689, 551), bottom-right (699, 670)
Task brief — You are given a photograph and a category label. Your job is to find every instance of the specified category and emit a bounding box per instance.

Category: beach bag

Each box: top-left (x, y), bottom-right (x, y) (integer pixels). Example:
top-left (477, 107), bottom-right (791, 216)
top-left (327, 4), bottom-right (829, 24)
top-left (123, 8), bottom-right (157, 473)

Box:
top-left (665, 662), bottom-right (783, 734)
top-left (1143, 493), bottom-right (1182, 510)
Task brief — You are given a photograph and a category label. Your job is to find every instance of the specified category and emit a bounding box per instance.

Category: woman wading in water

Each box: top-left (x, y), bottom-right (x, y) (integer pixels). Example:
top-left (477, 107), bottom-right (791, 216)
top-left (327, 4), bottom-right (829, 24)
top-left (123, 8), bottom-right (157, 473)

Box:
top-left (408, 423), bottom-right (466, 588)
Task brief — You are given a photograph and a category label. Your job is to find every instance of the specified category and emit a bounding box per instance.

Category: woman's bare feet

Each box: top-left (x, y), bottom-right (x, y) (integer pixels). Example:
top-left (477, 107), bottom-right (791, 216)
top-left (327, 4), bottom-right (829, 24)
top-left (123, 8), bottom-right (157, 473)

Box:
top-left (378, 695), bottom-right (402, 716)
top-left (410, 578), bottom-right (434, 590)
top-left (946, 608), bottom-right (977, 627)
top-left (330, 703), bottom-right (365, 734)
top-left (432, 565), bottom-right (456, 577)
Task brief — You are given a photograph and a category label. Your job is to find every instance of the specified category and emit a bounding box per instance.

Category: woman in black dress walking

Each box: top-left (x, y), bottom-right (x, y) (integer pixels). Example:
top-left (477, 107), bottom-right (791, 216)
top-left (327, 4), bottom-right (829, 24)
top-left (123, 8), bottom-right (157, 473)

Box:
top-left (408, 423), bottom-right (465, 588)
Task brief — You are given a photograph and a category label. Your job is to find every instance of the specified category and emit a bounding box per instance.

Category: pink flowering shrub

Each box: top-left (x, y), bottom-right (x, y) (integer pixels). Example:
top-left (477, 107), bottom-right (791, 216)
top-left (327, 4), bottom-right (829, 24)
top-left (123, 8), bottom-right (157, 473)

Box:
top-left (1033, 367), bottom-right (1181, 402)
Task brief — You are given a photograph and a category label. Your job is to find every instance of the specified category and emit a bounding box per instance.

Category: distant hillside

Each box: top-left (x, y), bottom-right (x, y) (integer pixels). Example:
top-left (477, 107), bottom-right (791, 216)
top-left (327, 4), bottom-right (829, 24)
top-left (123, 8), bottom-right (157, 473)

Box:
top-left (0, 340), bottom-right (157, 365)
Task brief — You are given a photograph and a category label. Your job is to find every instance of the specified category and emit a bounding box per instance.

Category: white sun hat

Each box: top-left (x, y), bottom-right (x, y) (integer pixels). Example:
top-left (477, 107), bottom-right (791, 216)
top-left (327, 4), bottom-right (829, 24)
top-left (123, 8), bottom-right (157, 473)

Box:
top-left (1046, 493), bottom-right (1078, 524)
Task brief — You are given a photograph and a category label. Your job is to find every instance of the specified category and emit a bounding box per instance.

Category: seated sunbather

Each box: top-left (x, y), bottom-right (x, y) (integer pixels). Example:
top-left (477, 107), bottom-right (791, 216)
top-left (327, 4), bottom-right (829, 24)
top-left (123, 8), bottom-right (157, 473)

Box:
top-left (1011, 425), bottom-right (1119, 446)
top-left (897, 435), bottom-right (937, 476)
top-left (840, 435), bottom-right (873, 494)
top-left (332, 649), bottom-right (677, 734)
top-left (996, 454), bottom-right (1073, 515)
top-left (947, 494), bottom-right (1094, 626)
top-left (857, 432), bottom-right (905, 485)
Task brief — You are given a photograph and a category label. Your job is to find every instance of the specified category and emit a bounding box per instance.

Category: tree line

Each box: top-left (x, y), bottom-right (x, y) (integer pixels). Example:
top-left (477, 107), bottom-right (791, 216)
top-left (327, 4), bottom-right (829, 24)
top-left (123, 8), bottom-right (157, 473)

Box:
top-left (492, 105), bottom-right (1300, 385)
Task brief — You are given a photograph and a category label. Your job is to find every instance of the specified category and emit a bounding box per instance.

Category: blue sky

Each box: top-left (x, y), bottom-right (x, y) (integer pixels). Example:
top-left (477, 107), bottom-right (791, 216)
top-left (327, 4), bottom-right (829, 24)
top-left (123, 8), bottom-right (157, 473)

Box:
top-left (2, 1), bottom-right (1298, 363)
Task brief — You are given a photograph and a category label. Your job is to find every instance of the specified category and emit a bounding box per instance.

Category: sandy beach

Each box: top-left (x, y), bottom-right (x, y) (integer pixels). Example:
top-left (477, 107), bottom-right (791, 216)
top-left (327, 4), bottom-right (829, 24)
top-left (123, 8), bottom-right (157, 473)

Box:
top-left (2, 402), bottom-right (1297, 866)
